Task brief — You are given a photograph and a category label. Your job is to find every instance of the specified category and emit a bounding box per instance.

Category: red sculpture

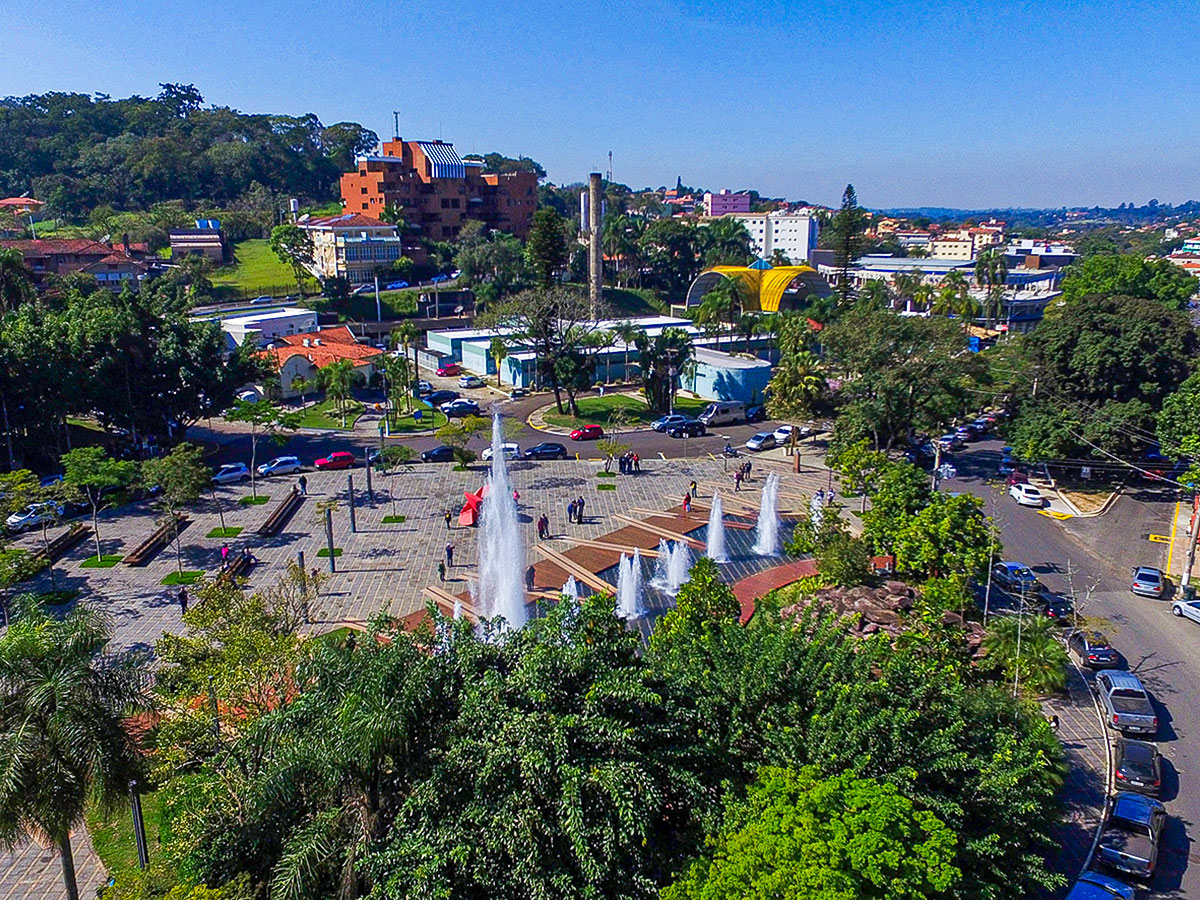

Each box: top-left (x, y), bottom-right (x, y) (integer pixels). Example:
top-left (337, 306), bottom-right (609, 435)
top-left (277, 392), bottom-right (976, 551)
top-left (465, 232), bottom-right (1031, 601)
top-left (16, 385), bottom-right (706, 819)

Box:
top-left (459, 486), bottom-right (486, 526)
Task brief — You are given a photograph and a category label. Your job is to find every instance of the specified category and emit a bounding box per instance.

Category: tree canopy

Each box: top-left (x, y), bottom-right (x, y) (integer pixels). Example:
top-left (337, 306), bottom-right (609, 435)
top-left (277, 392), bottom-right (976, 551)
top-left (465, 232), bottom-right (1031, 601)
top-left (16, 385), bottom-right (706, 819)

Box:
top-left (1059, 253), bottom-right (1198, 310)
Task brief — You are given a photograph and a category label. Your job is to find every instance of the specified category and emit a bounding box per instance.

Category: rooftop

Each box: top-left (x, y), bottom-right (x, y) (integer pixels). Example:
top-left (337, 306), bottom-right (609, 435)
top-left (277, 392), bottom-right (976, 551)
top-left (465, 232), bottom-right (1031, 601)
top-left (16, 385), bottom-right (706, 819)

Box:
top-left (300, 213), bottom-right (393, 230)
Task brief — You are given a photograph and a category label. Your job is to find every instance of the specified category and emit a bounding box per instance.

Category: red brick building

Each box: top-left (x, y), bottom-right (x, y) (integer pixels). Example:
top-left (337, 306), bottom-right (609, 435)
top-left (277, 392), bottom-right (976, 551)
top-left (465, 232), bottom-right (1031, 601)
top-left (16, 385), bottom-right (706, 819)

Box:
top-left (339, 139), bottom-right (538, 241)
top-left (0, 238), bottom-right (145, 290)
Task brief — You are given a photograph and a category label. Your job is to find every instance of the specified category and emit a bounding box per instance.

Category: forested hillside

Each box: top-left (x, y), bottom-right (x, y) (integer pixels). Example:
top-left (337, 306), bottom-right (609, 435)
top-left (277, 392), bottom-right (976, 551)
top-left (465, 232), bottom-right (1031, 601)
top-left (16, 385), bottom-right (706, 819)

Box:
top-left (0, 84), bottom-right (377, 216)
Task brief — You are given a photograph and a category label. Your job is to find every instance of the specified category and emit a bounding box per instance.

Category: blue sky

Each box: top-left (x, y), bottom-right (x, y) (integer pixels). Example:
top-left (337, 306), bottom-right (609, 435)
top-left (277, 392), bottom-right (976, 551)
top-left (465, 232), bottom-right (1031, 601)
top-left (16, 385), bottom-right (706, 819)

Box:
top-left (6, 0), bottom-right (1199, 208)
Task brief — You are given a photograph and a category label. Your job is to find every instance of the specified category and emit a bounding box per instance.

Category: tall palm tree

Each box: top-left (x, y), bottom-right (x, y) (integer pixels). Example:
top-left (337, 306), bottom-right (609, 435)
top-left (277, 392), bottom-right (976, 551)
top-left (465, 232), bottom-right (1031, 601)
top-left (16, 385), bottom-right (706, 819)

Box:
top-left (0, 598), bottom-right (145, 900)
top-left (974, 248), bottom-right (1009, 327)
top-left (612, 321), bottom-right (644, 384)
top-left (319, 359), bottom-right (357, 427)
top-left (890, 270), bottom-right (924, 312)
top-left (391, 320), bottom-right (419, 384)
top-left (856, 278), bottom-right (891, 311)
top-left (737, 312), bottom-right (764, 354)
top-left (931, 270), bottom-right (981, 326)
top-left (766, 338), bottom-right (826, 455)
top-left (696, 278), bottom-right (742, 348)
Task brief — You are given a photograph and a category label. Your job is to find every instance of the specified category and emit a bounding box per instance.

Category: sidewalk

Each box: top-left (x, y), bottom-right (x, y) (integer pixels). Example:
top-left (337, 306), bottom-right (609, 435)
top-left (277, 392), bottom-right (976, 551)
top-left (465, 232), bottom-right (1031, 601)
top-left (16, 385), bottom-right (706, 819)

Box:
top-left (1040, 662), bottom-right (1111, 894)
top-left (0, 827), bottom-right (105, 900)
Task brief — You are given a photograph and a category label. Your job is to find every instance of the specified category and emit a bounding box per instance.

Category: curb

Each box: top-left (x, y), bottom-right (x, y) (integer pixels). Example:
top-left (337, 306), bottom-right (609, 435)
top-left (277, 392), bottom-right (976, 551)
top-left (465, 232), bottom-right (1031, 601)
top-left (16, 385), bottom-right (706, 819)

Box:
top-left (1069, 652), bottom-right (1113, 877)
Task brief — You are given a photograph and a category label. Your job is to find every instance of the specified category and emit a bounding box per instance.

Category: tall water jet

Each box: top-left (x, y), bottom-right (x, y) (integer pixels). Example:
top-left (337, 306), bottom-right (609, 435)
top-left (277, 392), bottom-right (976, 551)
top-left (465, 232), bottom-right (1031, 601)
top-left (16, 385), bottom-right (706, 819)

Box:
top-left (562, 576), bottom-right (581, 599)
top-left (652, 539), bottom-right (692, 595)
top-left (616, 549), bottom-right (645, 619)
top-left (476, 413), bottom-right (527, 628)
top-left (707, 492), bottom-right (728, 562)
top-left (752, 473), bottom-right (781, 556)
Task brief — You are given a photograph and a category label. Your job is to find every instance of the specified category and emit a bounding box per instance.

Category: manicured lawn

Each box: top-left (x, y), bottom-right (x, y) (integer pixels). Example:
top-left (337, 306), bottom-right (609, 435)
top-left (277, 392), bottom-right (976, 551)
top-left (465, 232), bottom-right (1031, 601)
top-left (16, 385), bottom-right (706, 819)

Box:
top-left (206, 526), bottom-right (244, 539)
top-left (387, 406), bottom-right (447, 433)
top-left (211, 239), bottom-right (319, 296)
top-left (596, 471), bottom-right (617, 478)
top-left (162, 571), bottom-right (204, 586)
top-left (597, 483), bottom-right (617, 491)
top-left (541, 394), bottom-right (707, 429)
top-left (317, 547), bottom-right (343, 558)
top-left (309, 290), bottom-right (420, 321)
top-left (296, 398), bottom-right (364, 430)
top-left (81, 554), bottom-right (123, 568)
top-left (239, 495), bottom-right (271, 506)
top-left (382, 515), bottom-right (407, 524)
top-left (87, 789), bottom-right (165, 878)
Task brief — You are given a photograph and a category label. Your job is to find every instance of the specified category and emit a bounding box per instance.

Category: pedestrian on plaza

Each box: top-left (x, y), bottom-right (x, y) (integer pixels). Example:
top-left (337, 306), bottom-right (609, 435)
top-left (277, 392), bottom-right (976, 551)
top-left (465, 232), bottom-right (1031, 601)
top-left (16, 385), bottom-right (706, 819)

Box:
top-left (220, 543), bottom-right (230, 563)
top-left (438, 561), bottom-right (446, 582)
top-left (178, 586), bottom-right (188, 615)
top-left (445, 542), bottom-right (455, 566)
top-left (815, 489), bottom-right (825, 504)
top-left (513, 489), bottom-right (520, 504)
top-left (689, 480), bottom-right (697, 498)
top-left (567, 500), bottom-right (577, 524)
top-left (682, 493), bottom-right (692, 514)
top-left (525, 565), bottom-right (536, 590)
top-left (577, 496), bottom-right (585, 523)
top-left (744, 460), bottom-right (752, 479)
top-left (618, 454), bottom-right (626, 475)
top-left (734, 469), bottom-right (742, 491)
top-left (826, 489), bottom-right (835, 507)
top-left (299, 475), bottom-right (308, 496)
top-left (444, 510), bottom-right (452, 529)
top-left (633, 453), bottom-right (641, 472)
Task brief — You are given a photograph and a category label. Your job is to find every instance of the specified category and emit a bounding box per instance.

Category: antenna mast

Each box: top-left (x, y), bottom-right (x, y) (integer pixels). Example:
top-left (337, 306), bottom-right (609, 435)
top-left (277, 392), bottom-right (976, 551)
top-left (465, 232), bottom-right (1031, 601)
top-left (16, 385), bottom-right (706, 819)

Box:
top-left (607, 150), bottom-right (613, 183)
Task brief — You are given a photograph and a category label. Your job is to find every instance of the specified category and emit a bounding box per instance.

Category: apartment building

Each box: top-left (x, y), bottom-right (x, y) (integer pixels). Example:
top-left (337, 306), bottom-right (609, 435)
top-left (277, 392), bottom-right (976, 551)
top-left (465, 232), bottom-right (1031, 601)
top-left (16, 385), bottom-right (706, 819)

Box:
top-left (297, 213), bottom-right (416, 282)
top-left (716, 212), bottom-right (818, 263)
top-left (703, 189), bottom-right (751, 216)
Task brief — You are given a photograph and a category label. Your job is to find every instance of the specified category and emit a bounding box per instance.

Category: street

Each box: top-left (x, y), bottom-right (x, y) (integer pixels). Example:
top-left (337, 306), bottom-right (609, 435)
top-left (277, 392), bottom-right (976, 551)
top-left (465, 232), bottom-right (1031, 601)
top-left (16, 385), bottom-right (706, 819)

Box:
top-left (952, 438), bottom-right (1196, 897)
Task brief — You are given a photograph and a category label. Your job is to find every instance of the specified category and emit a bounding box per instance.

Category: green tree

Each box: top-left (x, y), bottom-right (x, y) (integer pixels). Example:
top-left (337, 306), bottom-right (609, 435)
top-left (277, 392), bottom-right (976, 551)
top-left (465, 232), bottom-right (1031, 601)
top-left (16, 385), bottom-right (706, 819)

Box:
top-left (973, 248), bottom-right (1008, 325)
top-left (436, 415), bottom-right (486, 468)
top-left (698, 216), bottom-right (754, 267)
top-left (831, 438), bottom-right (888, 512)
top-left (612, 320), bottom-right (644, 383)
top-left (856, 277), bottom-right (891, 310)
top-left (860, 460), bottom-right (933, 556)
top-left (636, 326), bottom-right (695, 414)
top-left (489, 335), bottom-right (508, 387)
top-left (0, 248), bottom-right (35, 312)
top-left (892, 492), bottom-right (996, 580)
top-left (595, 435), bottom-right (631, 473)
top-left (316, 359), bottom-right (358, 426)
top-left (223, 399), bottom-right (301, 499)
top-left (380, 353), bottom-right (412, 417)
top-left (269, 224), bottom-right (315, 298)
top-left (695, 278), bottom-right (743, 349)
top-left (664, 766), bottom-right (960, 900)
top-left (638, 217), bottom-right (703, 299)
top-left (1059, 253), bottom-right (1198, 310)
top-left (143, 442), bottom-right (211, 574)
top-left (830, 184), bottom-right (869, 304)
top-left (0, 598), bottom-right (145, 900)
top-left (524, 207), bottom-right (570, 288)
top-left (982, 613), bottom-right (1069, 696)
top-left (61, 446), bottom-right (138, 561)
top-left (815, 531), bottom-right (871, 587)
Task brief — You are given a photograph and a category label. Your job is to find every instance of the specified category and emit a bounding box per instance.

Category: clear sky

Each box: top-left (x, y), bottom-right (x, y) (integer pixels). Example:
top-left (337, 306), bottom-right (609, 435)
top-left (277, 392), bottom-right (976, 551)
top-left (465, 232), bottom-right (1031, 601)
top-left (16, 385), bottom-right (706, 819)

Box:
top-left (6, 0), bottom-right (1199, 209)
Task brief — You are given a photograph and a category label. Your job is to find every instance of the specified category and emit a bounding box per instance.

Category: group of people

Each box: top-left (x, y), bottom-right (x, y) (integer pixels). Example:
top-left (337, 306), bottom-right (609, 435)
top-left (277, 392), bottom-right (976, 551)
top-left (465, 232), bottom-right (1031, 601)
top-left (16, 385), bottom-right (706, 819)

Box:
top-left (567, 496), bottom-right (587, 524)
top-left (617, 451), bottom-right (641, 474)
top-left (437, 542), bottom-right (456, 582)
top-left (733, 460), bottom-right (753, 491)
top-left (536, 514), bottom-right (551, 539)
top-left (218, 542), bottom-right (257, 571)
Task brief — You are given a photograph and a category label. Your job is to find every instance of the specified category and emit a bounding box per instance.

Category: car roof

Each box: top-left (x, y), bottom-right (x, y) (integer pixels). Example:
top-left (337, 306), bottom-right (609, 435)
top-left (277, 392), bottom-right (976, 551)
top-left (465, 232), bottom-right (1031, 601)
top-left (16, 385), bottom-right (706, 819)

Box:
top-left (1071, 870), bottom-right (1136, 899)
top-left (1104, 671), bottom-right (1146, 691)
top-left (1134, 566), bottom-right (1163, 578)
top-left (998, 561), bottom-right (1030, 571)
top-left (1117, 739), bottom-right (1158, 764)
top-left (1112, 791), bottom-right (1163, 819)
top-left (1076, 629), bottom-right (1110, 644)
top-left (753, 432), bottom-right (772, 438)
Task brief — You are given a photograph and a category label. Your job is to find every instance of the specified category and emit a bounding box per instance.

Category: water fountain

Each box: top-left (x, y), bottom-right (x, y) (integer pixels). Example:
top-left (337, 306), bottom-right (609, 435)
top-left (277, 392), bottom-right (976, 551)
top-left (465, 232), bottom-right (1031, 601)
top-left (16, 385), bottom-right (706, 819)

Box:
top-left (652, 539), bottom-right (693, 595)
top-left (752, 473), bottom-right (781, 556)
top-left (475, 413), bottom-right (527, 629)
top-left (809, 492), bottom-right (824, 531)
top-left (707, 492), bottom-right (728, 562)
top-left (616, 549), bottom-right (645, 619)
top-left (562, 576), bottom-right (581, 599)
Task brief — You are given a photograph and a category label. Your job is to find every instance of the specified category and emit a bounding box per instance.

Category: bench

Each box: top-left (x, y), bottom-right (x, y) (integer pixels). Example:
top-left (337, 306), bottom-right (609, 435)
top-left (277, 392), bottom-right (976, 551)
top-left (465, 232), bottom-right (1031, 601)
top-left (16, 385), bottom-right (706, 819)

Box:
top-left (217, 553), bottom-right (257, 584)
top-left (29, 523), bottom-right (92, 565)
top-left (124, 514), bottom-right (189, 566)
top-left (257, 489), bottom-right (304, 537)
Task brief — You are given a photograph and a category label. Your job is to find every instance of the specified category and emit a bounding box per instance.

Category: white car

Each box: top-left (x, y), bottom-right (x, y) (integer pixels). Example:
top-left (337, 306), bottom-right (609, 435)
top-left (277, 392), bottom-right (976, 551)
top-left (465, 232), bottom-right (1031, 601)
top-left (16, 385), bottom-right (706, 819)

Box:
top-left (1172, 599), bottom-right (1200, 624)
top-left (1009, 483), bottom-right (1045, 507)
top-left (5, 502), bottom-right (64, 533)
top-left (212, 463), bottom-right (251, 485)
top-left (459, 374), bottom-right (485, 389)
top-left (257, 456), bottom-right (301, 477)
top-left (236, 389), bottom-right (260, 403)
top-left (481, 442), bottom-right (522, 461)
top-left (745, 432), bottom-right (777, 452)
top-left (773, 424), bottom-right (810, 446)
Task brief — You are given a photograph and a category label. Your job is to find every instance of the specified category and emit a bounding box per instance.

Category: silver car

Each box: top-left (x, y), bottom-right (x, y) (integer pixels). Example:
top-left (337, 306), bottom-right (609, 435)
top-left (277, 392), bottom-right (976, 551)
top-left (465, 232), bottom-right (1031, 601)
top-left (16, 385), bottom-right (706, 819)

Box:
top-left (1131, 566), bottom-right (1165, 598)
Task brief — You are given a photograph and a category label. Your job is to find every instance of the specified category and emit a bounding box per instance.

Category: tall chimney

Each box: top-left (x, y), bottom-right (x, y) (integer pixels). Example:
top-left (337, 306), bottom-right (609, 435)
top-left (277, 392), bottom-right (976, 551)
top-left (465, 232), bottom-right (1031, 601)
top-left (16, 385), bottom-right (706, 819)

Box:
top-left (588, 172), bottom-right (604, 314)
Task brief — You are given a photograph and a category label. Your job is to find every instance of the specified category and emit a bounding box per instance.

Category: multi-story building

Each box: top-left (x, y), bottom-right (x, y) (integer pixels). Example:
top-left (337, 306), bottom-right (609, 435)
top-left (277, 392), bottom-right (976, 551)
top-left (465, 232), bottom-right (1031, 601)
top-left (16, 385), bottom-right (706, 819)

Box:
top-left (714, 212), bottom-right (818, 263)
top-left (703, 190), bottom-right (751, 217)
top-left (297, 213), bottom-right (416, 283)
top-left (339, 139), bottom-right (538, 241)
top-left (894, 230), bottom-right (933, 252)
top-left (927, 238), bottom-right (975, 260)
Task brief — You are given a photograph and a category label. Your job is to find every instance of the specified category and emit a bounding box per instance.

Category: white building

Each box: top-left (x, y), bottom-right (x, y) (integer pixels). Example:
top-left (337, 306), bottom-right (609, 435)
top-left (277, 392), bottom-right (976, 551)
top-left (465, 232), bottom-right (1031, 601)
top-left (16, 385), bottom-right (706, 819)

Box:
top-left (297, 213), bottom-right (411, 284)
top-left (198, 307), bottom-right (320, 352)
top-left (716, 212), bottom-right (818, 263)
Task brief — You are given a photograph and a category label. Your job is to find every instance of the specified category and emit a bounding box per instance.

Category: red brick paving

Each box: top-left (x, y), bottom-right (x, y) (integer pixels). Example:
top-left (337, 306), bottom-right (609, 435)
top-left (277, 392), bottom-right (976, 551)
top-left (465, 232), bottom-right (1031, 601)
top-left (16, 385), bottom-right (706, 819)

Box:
top-left (730, 558), bottom-right (818, 624)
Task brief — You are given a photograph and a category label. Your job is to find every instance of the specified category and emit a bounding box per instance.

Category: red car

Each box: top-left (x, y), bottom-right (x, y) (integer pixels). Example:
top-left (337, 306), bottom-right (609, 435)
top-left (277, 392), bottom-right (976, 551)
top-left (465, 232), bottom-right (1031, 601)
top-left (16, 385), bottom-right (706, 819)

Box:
top-left (436, 362), bottom-right (460, 377)
top-left (315, 450), bottom-right (356, 470)
top-left (570, 424), bottom-right (604, 441)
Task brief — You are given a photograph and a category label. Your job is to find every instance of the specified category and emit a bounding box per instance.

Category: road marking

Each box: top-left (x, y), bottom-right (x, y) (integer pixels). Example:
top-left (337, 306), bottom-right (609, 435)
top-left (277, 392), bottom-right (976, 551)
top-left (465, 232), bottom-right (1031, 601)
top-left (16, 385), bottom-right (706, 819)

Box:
top-left (1038, 510), bottom-right (1073, 520)
top-left (1167, 497), bottom-right (1181, 574)
top-left (1149, 534), bottom-right (1171, 544)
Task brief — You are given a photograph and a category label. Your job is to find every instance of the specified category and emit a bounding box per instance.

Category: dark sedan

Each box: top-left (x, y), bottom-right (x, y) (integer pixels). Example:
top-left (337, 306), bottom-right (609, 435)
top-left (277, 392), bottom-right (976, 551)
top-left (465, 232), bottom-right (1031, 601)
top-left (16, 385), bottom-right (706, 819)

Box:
top-left (1114, 739), bottom-right (1162, 797)
top-left (421, 445), bottom-right (455, 463)
top-left (525, 442), bottom-right (569, 460)
top-left (667, 420), bottom-right (706, 438)
top-left (427, 390), bottom-right (460, 407)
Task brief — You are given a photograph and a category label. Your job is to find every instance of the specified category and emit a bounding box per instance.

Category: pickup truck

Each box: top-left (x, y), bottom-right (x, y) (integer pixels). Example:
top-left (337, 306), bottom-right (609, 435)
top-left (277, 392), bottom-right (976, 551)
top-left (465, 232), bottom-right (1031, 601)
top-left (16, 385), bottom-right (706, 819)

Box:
top-left (1097, 792), bottom-right (1166, 880)
top-left (1096, 671), bottom-right (1157, 736)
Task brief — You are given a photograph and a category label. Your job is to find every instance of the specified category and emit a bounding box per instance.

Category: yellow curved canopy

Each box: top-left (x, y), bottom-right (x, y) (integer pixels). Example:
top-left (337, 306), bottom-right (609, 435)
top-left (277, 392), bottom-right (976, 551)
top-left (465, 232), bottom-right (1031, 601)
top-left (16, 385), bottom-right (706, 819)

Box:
top-left (696, 265), bottom-right (818, 312)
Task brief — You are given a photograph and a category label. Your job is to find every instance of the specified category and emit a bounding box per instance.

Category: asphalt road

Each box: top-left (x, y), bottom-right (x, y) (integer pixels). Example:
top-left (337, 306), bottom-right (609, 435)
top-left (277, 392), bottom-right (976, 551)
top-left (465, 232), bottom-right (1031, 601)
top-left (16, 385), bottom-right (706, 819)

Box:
top-left (951, 438), bottom-right (1196, 897)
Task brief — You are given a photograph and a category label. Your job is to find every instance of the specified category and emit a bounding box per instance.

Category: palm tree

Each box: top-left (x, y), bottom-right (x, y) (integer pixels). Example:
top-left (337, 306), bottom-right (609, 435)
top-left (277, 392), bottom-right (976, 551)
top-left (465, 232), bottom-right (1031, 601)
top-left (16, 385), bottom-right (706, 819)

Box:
top-left (856, 278), bottom-right (890, 311)
top-left (696, 278), bottom-right (742, 348)
top-left (391, 320), bottom-right (419, 384)
top-left (765, 344), bottom-right (826, 455)
top-left (319, 359), bottom-right (357, 427)
top-left (974, 248), bottom-right (1009, 327)
top-left (489, 336), bottom-right (508, 387)
top-left (931, 270), bottom-right (981, 326)
top-left (0, 598), bottom-right (144, 900)
top-left (890, 270), bottom-right (924, 312)
top-left (612, 320), bottom-right (644, 384)
top-left (982, 612), bottom-right (1068, 696)
top-left (737, 312), bottom-right (764, 354)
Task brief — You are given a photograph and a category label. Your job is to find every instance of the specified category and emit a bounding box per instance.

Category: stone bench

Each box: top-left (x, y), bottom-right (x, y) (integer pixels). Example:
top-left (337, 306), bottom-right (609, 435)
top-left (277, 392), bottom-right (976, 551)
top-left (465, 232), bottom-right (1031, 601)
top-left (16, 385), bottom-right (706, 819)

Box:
top-left (124, 514), bottom-right (188, 566)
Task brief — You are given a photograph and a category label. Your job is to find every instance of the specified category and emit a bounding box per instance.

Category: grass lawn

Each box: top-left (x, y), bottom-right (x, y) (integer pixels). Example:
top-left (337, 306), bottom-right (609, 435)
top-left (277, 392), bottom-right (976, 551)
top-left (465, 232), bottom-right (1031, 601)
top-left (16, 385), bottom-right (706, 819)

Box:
top-left (596, 471), bottom-right (617, 478)
top-left (597, 483), bottom-right (617, 491)
top-left (211, 239), bottom-right (319, 297)
top-left (206, 526), bottom-right (244, 538)
top-left (388, 406), bottom-right (447, 433)
top-left (162, 571), bottom-right (204, 586)
top-left (87, 789), bottom-right (165, 878)
top-left (382, 515), bottom-right (407, 524)
top-left (239, 495), bottom-right (271, 506)
top-left (605, 287), bottom-right (668, 316)
top-left (541, 394), bottom-right (707, 429)
top-left (296, 398), bottom-right (364, 430)
top-left (306, 290), bottom-right (420, 321)
top-left (317, 547), bottom-right (343, 558)
top-left (81, 554), bottom-right (123, 568)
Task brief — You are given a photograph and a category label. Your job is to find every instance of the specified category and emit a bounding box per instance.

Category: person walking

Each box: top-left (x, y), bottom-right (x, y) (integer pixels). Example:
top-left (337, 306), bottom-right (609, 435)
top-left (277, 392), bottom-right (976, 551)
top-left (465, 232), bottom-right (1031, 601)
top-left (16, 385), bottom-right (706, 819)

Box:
top-left (220, 543), bottom-right (230, 564)
top-left (682, 492), bottom-right (692, 514)
top-left (437, 561), bottom-right (446, 582)
top-left (178, 586), bottom-right (188, 615)
top-left (567, 500), bottom-right (576, 525)
top-left (734, 469), bottom-right (742, 491)
top-left (444, 510), bottom-right (452, 529)
top-left (298, 475), bottom-right (308, 496)
top-left (576, 496), bottom-right (585, 523)
top-left (744, 460), bottom-right (752, 479)
top-left (633, 453), bottom-right (640, 472)
top-left (689, 480), bottom-right (697, 498)
top-left (445, 542), bottom-right (455, 566)
top-left (525, 565), bottom-right (536, 591)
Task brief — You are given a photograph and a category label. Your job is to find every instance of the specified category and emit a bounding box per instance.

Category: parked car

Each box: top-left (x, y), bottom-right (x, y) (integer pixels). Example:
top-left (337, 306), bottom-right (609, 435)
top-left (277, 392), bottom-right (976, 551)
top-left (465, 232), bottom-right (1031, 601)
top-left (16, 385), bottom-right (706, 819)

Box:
top-left (991, 561), bottom-right (1040, 593)
top-left (436, 362), bottom-right (461, 377)
top-left (385, 280), bottom-right (409, 290)
top-left (416, 380), bottom-right (433, 396)
top-left (421, 445), bottom-right (455, 463)
top-left (481, 442), bottom-right (522, 461)
top-left (314, 451), bottom-right (356, 470)
top-left (525, 442), bottom-right (569, 460)
top-left (570, 424), bottom-right (604, 441)
top-left (652, 414), bottom-right (690, 433)
top-left (935, 433), bottom-right (964, 451)
top-left (1009, 483), bottom-right (1045, 507)
top-left (212, 463), bottom-right (251, 485)
top-left (773, 424), bottom-right (809, 445)
top-left (427, 389), bottom-right (459, 406)
top-left (459, 374), bottom-right (485, 389)
top-left (510, 387), bottom-right (529, 398)
top-left (5, 502), bottom-right (64, 533)
top-left (351, 283), bottom-right (373, 296)
top-left (1131, 566), bottom-right (1166, 598)
top-left (1068, 629), bottom-right (1119, 668)
top-left (1040, 590), bottom-right (1075, 622)
top-left (971, 418), bottom-right (992, 434)
top-left (698, 401), bottom-right (746, 426)
top-left (441, 399), bottom-right (480, 418)
top-left (236, 389), bottom-right (260, 403)
top-left (667, 420), bottom-right (706, 438)
top-left (745, 432), bottom-right (777, 452)
top-left (249, 295), bottom-right (274, 305)
top-left (1096, 671), bottom-right (1157, 736)
top-left (1097, 792), bottom-right (1166, 880)
top-left (1114, 739), bottom-right (1162, 797)
top-left (954, 426), bottom-right (978, 443)
top-left (1064, 870), bottom-right (1136, 900)
top-left (746, 405), bottom-right (767, 423)
top-left (257, 456), bottom-right (302, 477)
top-left (1171, 598), bottom-right (1200, 622)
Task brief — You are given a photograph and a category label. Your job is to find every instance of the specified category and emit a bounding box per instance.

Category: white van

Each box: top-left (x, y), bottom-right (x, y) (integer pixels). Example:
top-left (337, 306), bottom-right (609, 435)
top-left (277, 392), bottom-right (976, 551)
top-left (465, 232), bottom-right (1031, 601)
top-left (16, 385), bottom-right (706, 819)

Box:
top-left (699, 402), bottom-right (747, 426)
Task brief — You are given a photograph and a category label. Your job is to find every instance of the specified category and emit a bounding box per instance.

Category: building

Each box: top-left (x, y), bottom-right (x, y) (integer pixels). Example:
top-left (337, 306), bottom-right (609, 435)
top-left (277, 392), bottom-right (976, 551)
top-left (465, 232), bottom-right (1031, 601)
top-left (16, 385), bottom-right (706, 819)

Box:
top-left (703, 190), bottom-right (751, 217)
top-left (80, 251), bottom-right (147, 292)
top-left (894, 230), bottom-right (933, 252)
top-left (927, 238), bottom-right (975, 260)
top-left (686, 261), bottom-right (830, 313)
top-left (0, 238), bottom-right (139, 287)
top-left (256, 326), bottom-right (383, 399)
top-left (296, 213), bottom-right (414, 283)
top-left (195, 307), bottom-right (320, 352)
top-left (339, 139), bottom-right (538, 241)
top-left (681, 347), bottom-right (772, 404)
top-left (169, 220), bottom-right (228, 263)
top-left (1003, 239), bottom-right (1077, 269)
top-left (713, 212), bottom-right (819, 264)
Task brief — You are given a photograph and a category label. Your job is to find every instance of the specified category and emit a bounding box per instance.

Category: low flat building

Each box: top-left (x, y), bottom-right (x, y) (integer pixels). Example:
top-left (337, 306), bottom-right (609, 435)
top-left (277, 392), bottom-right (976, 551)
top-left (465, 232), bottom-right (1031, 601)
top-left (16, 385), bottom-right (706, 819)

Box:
top-left (682, 347), bottom-right (772, 404)
top-left (194, 307), bottom-right (320, 352)
top-left (170, 219), bottom-right (228, 263)
top-left (257, 326), bottom-right (383, 399)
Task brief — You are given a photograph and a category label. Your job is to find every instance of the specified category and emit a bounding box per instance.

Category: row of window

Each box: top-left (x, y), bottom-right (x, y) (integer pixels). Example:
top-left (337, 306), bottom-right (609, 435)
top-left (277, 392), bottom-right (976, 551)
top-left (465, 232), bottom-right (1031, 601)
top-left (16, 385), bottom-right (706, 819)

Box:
top-left (345, 245), bottom-right (401, 262)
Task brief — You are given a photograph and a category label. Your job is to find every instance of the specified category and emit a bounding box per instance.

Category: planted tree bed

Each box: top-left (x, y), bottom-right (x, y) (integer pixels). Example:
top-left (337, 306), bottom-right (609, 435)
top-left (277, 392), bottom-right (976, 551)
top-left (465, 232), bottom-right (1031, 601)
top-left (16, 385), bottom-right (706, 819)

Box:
top-left (124, 515), bottom-right (190, 566)
top-left (30, 524), bottom-right (92, 566)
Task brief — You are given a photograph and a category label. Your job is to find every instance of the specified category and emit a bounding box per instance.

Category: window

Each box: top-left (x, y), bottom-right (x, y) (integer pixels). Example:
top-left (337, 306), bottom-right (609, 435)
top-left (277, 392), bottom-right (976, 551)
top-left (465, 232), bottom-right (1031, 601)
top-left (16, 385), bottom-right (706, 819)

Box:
top-left (362, 203), bottom-right (369, 210)
top-left (361, 187), bottom-right (368, 194)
